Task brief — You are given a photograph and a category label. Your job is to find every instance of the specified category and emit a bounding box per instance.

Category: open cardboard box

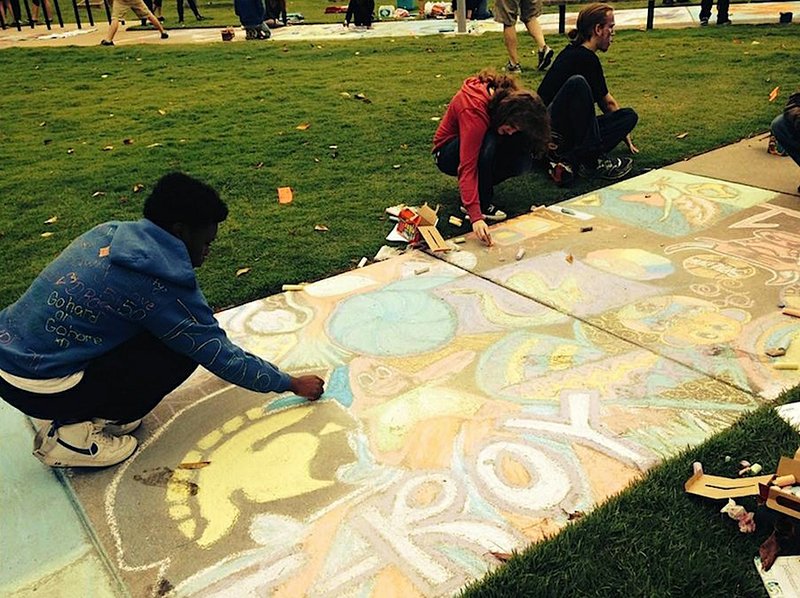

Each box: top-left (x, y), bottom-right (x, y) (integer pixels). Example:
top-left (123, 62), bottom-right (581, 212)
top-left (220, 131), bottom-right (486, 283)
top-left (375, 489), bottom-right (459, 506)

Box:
top-left (685, 449), bottom-right (800, 521)
top-left (391, 203), bottom-right (450, 252)
top-left (762, 450), bottom-right (800, 520)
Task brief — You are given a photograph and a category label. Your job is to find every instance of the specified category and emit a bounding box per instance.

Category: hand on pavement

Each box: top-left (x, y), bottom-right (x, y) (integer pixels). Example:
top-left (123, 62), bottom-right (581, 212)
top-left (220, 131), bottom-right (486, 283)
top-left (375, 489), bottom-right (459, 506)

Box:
top-left (290, 375), bottom-right (325, 401)
top-left (472, 219), bottom-right (493, 246)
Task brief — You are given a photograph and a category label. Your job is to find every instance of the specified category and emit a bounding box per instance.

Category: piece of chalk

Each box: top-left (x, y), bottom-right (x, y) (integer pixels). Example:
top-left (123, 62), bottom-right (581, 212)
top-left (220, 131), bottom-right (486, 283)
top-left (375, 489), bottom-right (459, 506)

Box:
top-left (692, 462), bottom-right (703, 475)
top-left (750, 463), bottom-right (763, 474)
top-left (783, 308), bottom-right (800, 318)
top-left (357, 257), bottom-right (368, 268)
top-left (515, 247), bottom-right (525, 261)
top-left (774, 363), bottom-right (800, 370)
top-left (282, 284), bottom-right (306, 291)
top-left (774, 474), bottom-right (797, 487)
top-left (448, 216), bottom-right (463, 227)
top-left (414, 266), bottom-right (430, 275)
top-left (580, 226), bottom-right (593, 233)
top-left (453, 236), bottom-right (466, 244)
top-left (766, 347), bottom-right (787, 358)
top-left (560, 207), bottom-right (576, 215)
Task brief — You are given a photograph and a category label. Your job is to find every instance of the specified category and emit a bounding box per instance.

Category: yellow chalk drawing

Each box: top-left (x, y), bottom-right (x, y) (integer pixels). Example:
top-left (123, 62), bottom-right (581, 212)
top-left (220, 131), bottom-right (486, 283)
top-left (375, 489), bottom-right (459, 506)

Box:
top-left (505, 271), bottom-right (585, 312)
top-left (167, 406), bottom-right (336, 548)
top-left (447, 287), bottom-right (565, 328)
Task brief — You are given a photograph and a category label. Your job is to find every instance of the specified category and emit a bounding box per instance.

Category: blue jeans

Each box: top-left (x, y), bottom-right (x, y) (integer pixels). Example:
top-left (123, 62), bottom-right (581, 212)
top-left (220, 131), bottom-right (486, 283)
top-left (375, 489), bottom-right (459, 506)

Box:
top-left (434, 130), bottom-right (533, 212)
top-left (772, 113), bottom-right (800, 168)
top-left (547, 75), bottom-right (638, 166)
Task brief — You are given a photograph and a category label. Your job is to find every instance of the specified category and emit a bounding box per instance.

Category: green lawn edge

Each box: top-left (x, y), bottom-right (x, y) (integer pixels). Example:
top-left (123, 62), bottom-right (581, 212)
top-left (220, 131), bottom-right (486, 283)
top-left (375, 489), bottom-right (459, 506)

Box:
top-left (461, 387), bottom-right (800, 598)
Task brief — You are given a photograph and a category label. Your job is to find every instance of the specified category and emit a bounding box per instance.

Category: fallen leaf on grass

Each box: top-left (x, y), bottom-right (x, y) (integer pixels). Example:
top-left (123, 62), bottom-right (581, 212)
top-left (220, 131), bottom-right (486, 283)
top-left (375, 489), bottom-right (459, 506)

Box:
top-left (43, 139), bottom-right (52, 145)
top-left (751, 40), bottom-right (761, 45)
top-left (67, 148), bottom-right (74, 154)
top-left (102, 145), bottom-right (114, 151)
top-left (340, 91), bottom-right (351, 98)
top-left (39, 121), bottom-right (46, 127)
top-left (44, 216), bottom-right (58, 224)
top-left (676, 132), bottom-right (689, 139)
top-left (123, 138), bottom-right (134, 145)
top-left (157, 109), bottom-right (167, 115)
top-left (392, 164), bottom-right (401, 169)
top-left (40, 231), bottom-right (54, 238)
top-left (147, 142), bottom-right (163, 148)
top-left (178, 461), bottom-right (211, 470)
top-left (568, 510), bottom-right (586, 521)
top-left (92, 191), bottom-right (106, 197)
top-left (277, 187), bottom-right (294, 204)
top-left (314, 224), bottom-right (329, 232)
top-left (430, 117), bottom-right (441, 121)
top-left (132, 183), bottom-right (144, 193)
top-left (236, 267), bottom-right (251, 277)
top-left (354, 92), bottom-right (372, 103)
top-left (769, 86), bottom-right (780, 102)
top-left (296, 122), bottom-right (311, 131)
top-left (254, 161), bottom-right (264, 169)
top-left (489, 552), bottom-right (512, 562)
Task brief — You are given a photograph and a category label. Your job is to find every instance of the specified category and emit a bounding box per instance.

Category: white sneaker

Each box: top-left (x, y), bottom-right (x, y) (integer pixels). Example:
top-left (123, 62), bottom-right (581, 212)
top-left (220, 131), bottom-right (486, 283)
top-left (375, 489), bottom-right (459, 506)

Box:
top-left (460, 204), bottom-right (508, 222)
top-left (92, 418), bottom-right (142, 436)
top-left (32, 421), bottom-right (137, 468)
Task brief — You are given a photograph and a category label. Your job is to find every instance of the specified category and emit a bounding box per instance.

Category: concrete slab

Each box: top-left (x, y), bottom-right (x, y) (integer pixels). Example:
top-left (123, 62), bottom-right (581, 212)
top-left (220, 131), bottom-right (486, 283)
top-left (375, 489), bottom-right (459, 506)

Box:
top-left (54, 251), bottom-right (761, 596)
top-left (444, 169), bottom-right (800, 399)
top-left (668, 133), bottom-right (800, 198)
top-left (0, 401), bottom-right (121, 598)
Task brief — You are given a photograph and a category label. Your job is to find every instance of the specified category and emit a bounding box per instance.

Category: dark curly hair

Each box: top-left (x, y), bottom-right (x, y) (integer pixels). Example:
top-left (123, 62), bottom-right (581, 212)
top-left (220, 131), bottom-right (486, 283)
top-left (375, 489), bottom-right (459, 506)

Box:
top-left (143, 172), bottom-right (228, 230)
top-left (478, 69), bottom-right (551, 158)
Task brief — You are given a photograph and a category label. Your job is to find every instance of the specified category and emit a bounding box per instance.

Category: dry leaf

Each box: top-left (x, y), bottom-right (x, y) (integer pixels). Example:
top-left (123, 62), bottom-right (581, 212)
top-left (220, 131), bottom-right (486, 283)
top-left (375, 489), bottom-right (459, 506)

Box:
top-left (393, 164), bottom-right (401, 169)
top-left (43, 139), bottom-right (52, 145)
top-left (102, 145), bottom-right (114, 151)
top-left (400, 143), bottom-right (408, 149)
top-left (296, 122), bottom-right (311, 131)
top-left (769, 86), bottom-right (780, 102)
top-left (431, 117), bottom-right (441, 121)
top-left (44, 216), bottom-right (58, 224)
top-left (178, 461), bottom-right (211, 470)
top-left (277, 187), bottom-right (294, 204)
top-left (158, 109), bottom-right (166, 115)
top-left (314, 224), bottom-right (329, 232)
top-left (132, 183), bottom-right (144, 193)
top-left (39, 121), bottom-right (46, 127)
top-left (254, 161), bottom-right (264, 169)
top-left (236, 267), bottom-right (251, 277)
top-left (489, 552), bottom-right (512, 562)
top-left (566, 253), bottom-right (574, 264)
top-left (40, 231), bottom-right (54, 238)
top-left (123, 138), bottom-right (134, 145)
top-left (340, 92), bottom-right (351, 98)
top-left (676, 132), bottom-right (688, 139)
top-left (567, 510), bottom-right (586, 521)
top-left (67, 148), bottom-right (74, 154)
top-left (147, 142), bottom-right (163, 148)
top-left (92, 191), bottom-right (106, 197)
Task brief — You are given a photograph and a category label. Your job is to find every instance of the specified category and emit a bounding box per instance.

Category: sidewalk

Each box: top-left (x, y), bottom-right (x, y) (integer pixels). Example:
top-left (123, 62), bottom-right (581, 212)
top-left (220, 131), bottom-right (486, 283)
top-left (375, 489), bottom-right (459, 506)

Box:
top-left (2, 132), bottom-right (798, 596)
top-left (1, 1), bottom-right (798, 47)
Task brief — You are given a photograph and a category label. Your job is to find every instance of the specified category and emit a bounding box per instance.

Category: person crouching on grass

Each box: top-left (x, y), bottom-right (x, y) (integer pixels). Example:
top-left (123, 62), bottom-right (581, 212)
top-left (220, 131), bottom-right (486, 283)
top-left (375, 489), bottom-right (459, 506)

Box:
top-left (432, 69), bottom-right (551, 247)
top-left (0, 172), bottom-right (324, 468)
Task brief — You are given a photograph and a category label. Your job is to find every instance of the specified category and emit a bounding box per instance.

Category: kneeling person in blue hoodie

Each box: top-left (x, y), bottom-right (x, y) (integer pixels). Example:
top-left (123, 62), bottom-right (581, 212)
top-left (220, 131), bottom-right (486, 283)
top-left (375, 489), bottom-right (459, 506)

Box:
top-left (0, 172), bottom-right (324, 468)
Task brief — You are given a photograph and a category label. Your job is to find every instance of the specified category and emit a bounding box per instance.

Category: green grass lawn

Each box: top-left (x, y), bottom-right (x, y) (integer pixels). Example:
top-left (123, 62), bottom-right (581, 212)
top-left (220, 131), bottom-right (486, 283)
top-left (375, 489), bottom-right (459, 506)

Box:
top-left (2, 24), bottom-right (798, 311)
top-left (1, 24), bottom-right (799, 597)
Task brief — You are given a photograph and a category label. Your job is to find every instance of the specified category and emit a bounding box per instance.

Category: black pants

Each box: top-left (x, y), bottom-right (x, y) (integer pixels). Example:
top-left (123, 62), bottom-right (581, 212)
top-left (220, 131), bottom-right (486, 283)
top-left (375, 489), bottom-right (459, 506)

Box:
top-left (548, 75), bottom-right (638, 166)
top-left (699, 0), bottom-right (729, 22)
top-left (0, 332), bottom-right (197, 424)
top-left (435, 130), bottom-right (533, 212)
top-left (177, 0), bottom-right (201, 21)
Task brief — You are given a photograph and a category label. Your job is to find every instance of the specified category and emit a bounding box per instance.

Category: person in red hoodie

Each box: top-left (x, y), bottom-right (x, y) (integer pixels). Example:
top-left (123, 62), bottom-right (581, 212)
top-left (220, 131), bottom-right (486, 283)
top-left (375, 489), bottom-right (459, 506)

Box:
top-left (433, 70), bottom-right (550, 246)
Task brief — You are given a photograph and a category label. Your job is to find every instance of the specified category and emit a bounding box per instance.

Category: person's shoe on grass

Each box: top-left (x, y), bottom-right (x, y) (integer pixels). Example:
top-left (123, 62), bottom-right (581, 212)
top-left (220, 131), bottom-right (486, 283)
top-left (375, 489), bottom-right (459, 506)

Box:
top-left (460, 204), bottom-right (508, 222)
top-left (100, 39), bottom-right (114, 46)
top-left (578, 156), bottom-right (634, 180)
top-left (161, 31), bottom-right (169, 39)
top-left (505, 61), bottom-right (522, 74)
top-left (537, 45), bottom-right (554, 71)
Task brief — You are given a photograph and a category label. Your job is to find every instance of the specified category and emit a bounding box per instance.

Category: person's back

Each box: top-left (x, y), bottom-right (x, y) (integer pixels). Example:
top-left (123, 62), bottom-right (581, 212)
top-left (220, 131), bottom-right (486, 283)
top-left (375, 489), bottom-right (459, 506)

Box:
top-left (537, 43), bottom-right (606, 108)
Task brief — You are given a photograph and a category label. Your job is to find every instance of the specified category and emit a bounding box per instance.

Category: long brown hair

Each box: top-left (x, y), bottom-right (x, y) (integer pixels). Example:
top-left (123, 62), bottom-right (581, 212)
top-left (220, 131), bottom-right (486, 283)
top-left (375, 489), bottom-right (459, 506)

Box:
top-left (568, 2), bottom-right (613, 46)
top-left (478, 69), bottom-right (551, 158)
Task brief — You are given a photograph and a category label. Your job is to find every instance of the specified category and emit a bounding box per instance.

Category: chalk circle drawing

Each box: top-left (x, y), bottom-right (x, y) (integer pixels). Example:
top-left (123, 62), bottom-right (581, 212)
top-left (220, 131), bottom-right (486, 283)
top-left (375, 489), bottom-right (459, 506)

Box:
top-left (682, 254), bottom-right (757, 281)
top-left (475, 329), bottom-right (607, 401)
top-left (615, 295), bottom-right (750, 347)
top-left (490, 216), bottom-right (563, 247)
top-left (327, 282), bottom-right (457, 356)
top-left (584, 248), bottom-right (674, 281)
top-left (443, 249), bottom-right (479, 270)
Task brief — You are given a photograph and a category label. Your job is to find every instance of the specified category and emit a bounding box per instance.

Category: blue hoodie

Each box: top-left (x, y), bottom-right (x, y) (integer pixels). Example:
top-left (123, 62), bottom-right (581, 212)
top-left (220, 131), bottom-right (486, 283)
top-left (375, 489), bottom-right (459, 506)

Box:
top-left (0, 219), bottom-right (291, 394)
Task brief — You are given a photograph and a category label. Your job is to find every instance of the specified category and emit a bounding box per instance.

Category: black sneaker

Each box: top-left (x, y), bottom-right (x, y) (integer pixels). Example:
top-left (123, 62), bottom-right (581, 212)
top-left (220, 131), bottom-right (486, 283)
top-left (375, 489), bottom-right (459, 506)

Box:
top-left (160, 31), bottom-right (169, 39)
top-left (504, 61), bottom-right (522, 74)
top-left (717, 18), bottom-right (732, 25)
top-left (548, 161), bottom-right (574, 187)
top-left (578, 156), bottom-right (633, 180)
top-left (100, 39), bottom-right (114, 46)
top-left (460, 204), bottom-right (508, 222)
top-left (536, 46), bottom-right (554, 71)
top-left (700, 17), bottom-right (709, 26)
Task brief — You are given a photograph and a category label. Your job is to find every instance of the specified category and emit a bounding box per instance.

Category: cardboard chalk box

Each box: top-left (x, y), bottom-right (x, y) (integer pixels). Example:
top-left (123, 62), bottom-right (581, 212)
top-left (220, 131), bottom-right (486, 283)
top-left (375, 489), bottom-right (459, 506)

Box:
top-left (395, 203), bottom-right (449, 252)
top-left (761, 451), bottom-right (800, 520)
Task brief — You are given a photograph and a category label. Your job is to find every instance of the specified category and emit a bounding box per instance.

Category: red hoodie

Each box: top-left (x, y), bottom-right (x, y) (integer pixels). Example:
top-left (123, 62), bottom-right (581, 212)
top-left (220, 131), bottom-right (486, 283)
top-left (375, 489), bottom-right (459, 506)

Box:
top-left (432, 77), bottom-right (491, 224)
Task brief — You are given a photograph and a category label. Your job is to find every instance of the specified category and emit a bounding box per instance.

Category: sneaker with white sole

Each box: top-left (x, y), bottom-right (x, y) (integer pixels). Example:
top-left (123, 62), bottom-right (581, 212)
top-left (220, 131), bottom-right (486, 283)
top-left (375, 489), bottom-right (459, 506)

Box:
top-left (33, 421), bottom-right (137, 468)
top-left (460, 204), bottom-right (508, 222)
top-left (578, 156), bottom-right (634, 180)
top-left (504, 61), bottom-right (522, 74)
top-left (92, 418), bottom-right (142, 436)
top-left (536, 46), bottom-right (554, 71)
